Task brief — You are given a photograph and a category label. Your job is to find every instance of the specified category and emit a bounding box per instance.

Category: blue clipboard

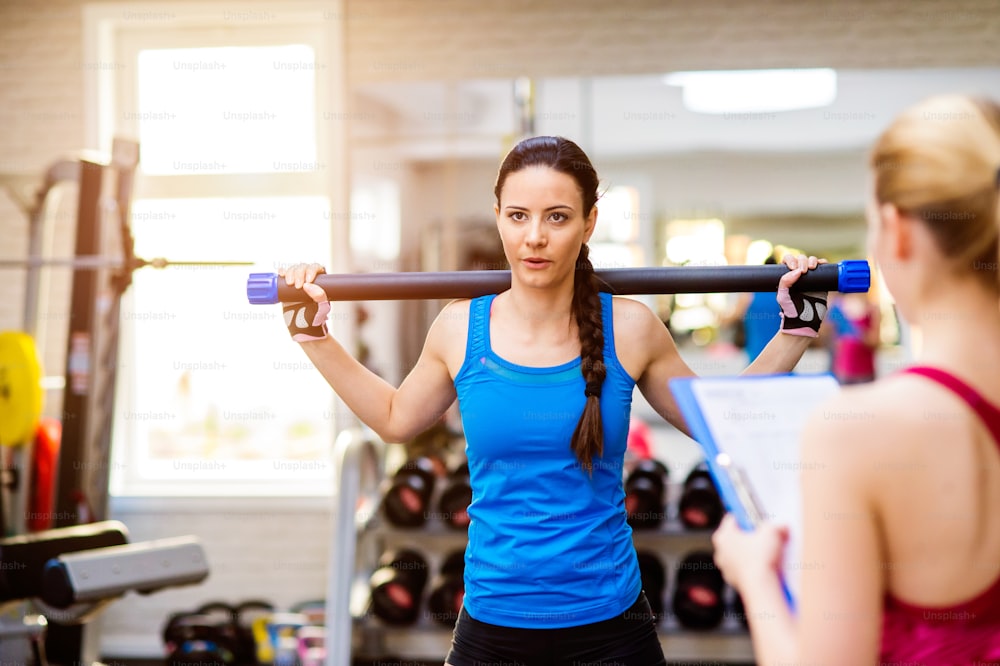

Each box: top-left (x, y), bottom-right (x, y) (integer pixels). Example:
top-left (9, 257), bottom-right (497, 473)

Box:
top-left (669, 372), bottom-right (840, 612)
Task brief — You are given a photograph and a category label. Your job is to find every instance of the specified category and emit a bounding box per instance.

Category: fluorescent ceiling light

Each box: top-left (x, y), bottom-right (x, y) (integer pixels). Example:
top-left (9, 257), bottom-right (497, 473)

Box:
top-left (663, 68), bottom-right (837, 114)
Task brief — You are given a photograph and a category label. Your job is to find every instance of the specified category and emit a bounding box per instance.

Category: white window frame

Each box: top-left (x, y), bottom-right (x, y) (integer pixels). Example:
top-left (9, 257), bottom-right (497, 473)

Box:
top-left (84, 2), bottom-right (351, 496)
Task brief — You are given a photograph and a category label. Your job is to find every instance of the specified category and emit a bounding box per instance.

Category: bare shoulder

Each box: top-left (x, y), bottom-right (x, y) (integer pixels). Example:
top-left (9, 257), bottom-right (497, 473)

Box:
top-left (803, 373), bottom-right (951, 466)
top-left (433, 298), bottom-right (471, 327)
top-left (610, 296), bottom-right (679, 377)
top-left (426, 299), bottom-right (471, 375)
top-left (611, 295), bottom-right (668, 352)
top-left (610, 295), bottom-right (664, 338)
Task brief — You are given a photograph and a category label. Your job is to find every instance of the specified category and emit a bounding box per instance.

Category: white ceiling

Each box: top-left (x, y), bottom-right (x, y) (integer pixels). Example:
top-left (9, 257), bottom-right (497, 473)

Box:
top-left (351, 67), bottom-right (1000, 161)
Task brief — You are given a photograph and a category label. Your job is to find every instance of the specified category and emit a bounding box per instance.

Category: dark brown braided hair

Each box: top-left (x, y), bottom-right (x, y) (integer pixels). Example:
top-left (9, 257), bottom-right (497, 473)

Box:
top-left (494, 136), bottom-right (607, 472)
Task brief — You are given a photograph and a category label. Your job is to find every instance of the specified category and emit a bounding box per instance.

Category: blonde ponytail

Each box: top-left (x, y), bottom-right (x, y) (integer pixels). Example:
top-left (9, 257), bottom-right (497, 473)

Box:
top-left (871, 95), bottom-right (1000, 287)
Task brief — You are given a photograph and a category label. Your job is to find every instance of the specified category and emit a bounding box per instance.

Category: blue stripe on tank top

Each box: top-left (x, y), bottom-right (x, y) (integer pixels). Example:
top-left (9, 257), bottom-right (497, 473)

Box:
top-left (480, 356), bottom-right (582, 384)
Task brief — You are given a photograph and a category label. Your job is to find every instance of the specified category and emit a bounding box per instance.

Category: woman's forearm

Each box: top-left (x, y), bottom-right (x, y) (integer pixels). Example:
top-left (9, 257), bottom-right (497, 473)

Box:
top-left (744, 333), bottom-right (813, 376)
top-left (739, 574), bottom-right (798, 666)
top-left (295, 336), bottom-right (400, 440)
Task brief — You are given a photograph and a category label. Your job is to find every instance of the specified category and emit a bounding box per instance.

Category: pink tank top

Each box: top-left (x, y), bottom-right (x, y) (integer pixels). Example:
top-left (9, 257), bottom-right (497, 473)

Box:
top-left (880, 366), bottom-right (1000, 664)
top-left (832, 311), bottom-right (876, 381)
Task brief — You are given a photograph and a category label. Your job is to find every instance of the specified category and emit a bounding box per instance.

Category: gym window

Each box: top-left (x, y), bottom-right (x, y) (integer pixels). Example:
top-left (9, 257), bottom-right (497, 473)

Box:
top-left (86, 4), bottom-right (344, 496)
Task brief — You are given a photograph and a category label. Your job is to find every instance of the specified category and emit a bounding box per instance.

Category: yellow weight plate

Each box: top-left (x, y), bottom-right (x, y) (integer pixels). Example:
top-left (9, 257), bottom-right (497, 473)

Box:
top-left (0, 331), bottom-right (43, 446)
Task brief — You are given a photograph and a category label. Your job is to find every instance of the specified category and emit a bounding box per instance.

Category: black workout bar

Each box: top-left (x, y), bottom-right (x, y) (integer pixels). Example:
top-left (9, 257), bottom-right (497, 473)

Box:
top-left (247, 260), bottom-right (869, 304)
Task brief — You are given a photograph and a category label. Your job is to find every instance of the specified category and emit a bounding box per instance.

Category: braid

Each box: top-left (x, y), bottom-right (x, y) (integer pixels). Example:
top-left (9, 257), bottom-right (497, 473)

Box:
top-left (570, 244), bottom-right (606, 474)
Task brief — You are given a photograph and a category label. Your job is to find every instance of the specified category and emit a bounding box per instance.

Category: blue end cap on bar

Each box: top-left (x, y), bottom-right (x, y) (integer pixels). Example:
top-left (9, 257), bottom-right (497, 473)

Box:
top-left (838, 260), bottom-right (871, 293)
top-left (247, 272), bottom-right (279, 304)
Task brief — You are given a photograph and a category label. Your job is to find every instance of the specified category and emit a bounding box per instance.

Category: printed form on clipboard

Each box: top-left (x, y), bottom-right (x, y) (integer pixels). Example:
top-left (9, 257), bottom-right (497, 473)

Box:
top-left (669, 372), bottom-right (840, 610)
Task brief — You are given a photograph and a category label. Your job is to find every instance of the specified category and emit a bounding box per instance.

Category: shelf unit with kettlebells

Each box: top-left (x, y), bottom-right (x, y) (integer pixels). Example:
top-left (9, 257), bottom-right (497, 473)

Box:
top-left (326, 430), bottom-right (754, 666)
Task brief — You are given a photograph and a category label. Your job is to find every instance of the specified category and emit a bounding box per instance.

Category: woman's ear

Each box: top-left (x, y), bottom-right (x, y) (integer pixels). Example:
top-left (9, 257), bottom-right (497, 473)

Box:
top-left (879, 203), bottom-right (913, 261)
top-left (583, 206), bottom-right (598, 244)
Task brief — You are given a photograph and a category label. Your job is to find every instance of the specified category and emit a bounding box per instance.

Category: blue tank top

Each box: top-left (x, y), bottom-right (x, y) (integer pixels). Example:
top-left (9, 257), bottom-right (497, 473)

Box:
top-left (744, 291), bottom-right (781, 362)
top-left (453, 292), bottom-right (642, 628)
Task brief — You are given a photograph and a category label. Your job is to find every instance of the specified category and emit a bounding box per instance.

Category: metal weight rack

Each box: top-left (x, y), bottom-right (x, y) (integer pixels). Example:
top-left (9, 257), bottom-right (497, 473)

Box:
top-left (1, 138), bottom-right (243, 664)
top-left (0, 138), bottom-right (140, 664)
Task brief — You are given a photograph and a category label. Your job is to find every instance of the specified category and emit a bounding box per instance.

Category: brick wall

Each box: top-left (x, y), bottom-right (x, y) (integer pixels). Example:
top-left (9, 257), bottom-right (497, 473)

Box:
top-left (343, 0), bottom-right (1000, 82)
top-left (0, 0), bottom-right (87, 377)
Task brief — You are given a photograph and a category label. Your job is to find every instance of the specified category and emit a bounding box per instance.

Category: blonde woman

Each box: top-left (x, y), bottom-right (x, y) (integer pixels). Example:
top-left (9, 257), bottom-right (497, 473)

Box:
top-left (713, 95), bottom-right (1000, 664)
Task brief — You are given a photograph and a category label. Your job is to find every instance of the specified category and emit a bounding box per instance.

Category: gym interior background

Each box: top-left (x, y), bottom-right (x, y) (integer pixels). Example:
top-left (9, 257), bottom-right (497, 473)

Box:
top-left (1, 0), bottom-right (998, 663)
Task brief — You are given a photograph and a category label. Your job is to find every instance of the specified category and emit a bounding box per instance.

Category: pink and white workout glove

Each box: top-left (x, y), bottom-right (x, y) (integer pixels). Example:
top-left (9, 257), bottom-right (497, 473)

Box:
top-left (777, 287), bottom-right (827, 338)
top-left (283, 300), bottom-right (331, 342)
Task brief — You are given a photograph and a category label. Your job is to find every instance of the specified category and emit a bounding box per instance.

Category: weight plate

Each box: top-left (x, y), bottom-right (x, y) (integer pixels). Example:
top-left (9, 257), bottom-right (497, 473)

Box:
top-left (0, 331), bottom-right (44, 446)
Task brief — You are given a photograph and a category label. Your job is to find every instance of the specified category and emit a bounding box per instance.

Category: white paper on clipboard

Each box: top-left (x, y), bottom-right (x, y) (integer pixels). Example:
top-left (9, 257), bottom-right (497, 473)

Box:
top-left (670, 372), bottom-right (840, 606)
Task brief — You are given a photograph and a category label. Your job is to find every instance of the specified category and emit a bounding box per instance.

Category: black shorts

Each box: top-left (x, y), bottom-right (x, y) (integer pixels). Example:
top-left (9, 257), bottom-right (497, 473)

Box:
top-left (445, 591), bottom-right (666, 666)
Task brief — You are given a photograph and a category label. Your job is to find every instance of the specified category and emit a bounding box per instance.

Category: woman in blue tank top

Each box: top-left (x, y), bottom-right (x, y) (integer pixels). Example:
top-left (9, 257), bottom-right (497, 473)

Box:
top-left (279, 136), bottom-right (827, 665)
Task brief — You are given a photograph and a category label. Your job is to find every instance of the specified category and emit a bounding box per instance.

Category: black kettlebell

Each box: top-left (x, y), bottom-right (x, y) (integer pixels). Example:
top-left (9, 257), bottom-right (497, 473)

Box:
top-left (437, 461), bottom-right (472, 530)
top-left (369, 548), bottom-right (429, 625)
top-left (163, 611), bottom-right (239, 666)
top-left (635, 549), bottom-right (666, 623)
top-left (678, 461), bottom-right (724, 530)
top-left (427, 549), bottom-right (466, 626)
top-left (624, 459), bottom-right (669, 529)
top-left (382, 456), bottom-right (441, 527)
top-left (233, 599), bottom-right (275, 665)
top-left (672, 550), bottom-right (725, 630)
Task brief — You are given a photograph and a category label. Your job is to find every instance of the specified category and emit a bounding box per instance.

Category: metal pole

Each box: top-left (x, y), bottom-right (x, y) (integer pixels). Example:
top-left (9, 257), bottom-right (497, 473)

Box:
top-left (0, 256), bottom-right (253, 270)
top-left (248, 261), bottom-right (871, 305)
